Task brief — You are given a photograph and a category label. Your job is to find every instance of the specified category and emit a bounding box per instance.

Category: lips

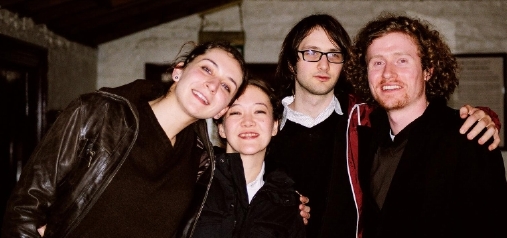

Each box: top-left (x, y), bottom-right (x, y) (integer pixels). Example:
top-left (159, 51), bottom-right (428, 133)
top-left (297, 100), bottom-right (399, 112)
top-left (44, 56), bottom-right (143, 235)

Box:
top-left (192, 89), bottom-right (209, 105)
top-left (314, 75), bottom-right (330, 82)
top-left (238, 132), bottom-right (259, 139)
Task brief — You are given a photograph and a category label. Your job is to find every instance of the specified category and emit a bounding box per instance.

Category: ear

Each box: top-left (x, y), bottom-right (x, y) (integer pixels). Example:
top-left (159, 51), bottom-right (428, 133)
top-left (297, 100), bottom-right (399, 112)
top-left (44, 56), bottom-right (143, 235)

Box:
top-left (172, 62), bottom-right (185, 82)
top-left (424, 68), bottom-right (434, 81)
top-left (271, 120), bottom-right (279, 136)
top-left (213, 106), bottom-right (229, 120)
top-left (218, 123), bottom-right (227, 139)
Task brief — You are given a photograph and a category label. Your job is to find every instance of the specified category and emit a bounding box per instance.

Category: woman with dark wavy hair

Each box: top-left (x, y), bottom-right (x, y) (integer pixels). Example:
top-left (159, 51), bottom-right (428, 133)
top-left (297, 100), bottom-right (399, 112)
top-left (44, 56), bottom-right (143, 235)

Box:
top-left (2, 41), bottom-right (248, 238)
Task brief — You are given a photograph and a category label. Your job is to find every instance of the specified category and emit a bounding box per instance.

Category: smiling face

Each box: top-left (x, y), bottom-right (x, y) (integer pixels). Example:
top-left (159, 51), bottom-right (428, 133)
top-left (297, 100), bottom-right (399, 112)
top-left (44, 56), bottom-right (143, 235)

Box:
top-left (366, 32), bottom-right (430, 112)
top-left (218, 85), bottom-right (279, 157)
top-left (295, 27), bottom-right (343, 97)
top-left (172, 48), bottom-right (244, 120)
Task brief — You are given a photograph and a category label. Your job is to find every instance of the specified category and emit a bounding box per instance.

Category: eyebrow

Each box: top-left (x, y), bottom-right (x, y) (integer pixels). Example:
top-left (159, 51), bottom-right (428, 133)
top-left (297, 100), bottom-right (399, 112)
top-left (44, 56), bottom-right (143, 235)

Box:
top-left (230, 102), bottom-right (269, 108)
top-left (300, 45), bottom-right (341, 52)
top-left (203, 58), bottom-right (239, 89)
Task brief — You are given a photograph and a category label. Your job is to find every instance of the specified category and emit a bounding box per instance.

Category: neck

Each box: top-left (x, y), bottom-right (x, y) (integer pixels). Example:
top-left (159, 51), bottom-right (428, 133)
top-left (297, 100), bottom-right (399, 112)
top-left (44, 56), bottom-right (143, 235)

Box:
top-left (387, 100), bottom-right (429, 135)
top-left (290, 89), bottom-right (335, 118)
top-left (240, 152), bottom-right (265, 184)
top-left (149, 94), bottom-right (197, 145)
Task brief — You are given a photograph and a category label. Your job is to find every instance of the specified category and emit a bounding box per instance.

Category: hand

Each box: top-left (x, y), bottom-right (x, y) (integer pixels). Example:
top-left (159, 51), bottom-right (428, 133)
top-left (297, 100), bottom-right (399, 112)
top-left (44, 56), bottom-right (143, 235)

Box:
top-left (459, 105), bottom-right (500, 151)
top-left (38, 225), bottom-right (46, 237)
top-left (297, 191), bottom-right (310, 225)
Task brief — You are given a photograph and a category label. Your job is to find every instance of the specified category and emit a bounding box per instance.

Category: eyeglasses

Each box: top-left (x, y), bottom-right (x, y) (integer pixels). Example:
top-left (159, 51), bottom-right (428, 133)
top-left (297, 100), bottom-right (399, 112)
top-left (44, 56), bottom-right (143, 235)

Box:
top-left (297, 50), bottom-right (345, 64)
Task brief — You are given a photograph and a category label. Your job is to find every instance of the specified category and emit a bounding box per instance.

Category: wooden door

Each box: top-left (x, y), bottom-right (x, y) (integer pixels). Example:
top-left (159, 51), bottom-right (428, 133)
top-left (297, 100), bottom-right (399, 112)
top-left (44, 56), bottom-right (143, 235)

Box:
top-left (0, 35), bottom-right (47, 227)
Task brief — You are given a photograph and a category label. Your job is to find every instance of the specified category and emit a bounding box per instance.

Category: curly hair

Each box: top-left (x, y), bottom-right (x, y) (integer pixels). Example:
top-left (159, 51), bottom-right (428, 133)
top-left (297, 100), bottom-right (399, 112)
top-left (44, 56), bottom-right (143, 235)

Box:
top-left (275, 14), bottom-right (353, 99)
top-left (345, 13), bottom-right (459, 105)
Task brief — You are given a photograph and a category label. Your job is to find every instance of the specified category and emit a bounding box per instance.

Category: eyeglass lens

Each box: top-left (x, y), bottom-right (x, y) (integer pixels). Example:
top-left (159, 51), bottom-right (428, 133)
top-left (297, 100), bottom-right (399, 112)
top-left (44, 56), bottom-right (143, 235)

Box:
top-left (300, 50), bottom-right (344, 63)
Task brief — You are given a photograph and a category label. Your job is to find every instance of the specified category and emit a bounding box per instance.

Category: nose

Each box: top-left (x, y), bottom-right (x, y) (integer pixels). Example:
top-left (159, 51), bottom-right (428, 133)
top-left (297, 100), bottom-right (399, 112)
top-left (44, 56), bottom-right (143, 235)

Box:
top-left (382, 62), bottom-right (396, 79)
top-left (241, 114), bottom-right (255, 127)
top-left (317, 55), bottom-right (329, 71)
top-left (206, 77), bottom-right (219, 94)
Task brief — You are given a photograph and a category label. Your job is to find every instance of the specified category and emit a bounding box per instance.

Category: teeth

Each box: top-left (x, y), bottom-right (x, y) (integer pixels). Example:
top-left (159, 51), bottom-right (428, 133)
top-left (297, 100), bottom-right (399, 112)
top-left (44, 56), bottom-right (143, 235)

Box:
top-left (382, 85), bottom-right (401, 90)
top-left (239, 133), bottom-right (258, 138)
top-left (193, 90), bottom-right (209, 105)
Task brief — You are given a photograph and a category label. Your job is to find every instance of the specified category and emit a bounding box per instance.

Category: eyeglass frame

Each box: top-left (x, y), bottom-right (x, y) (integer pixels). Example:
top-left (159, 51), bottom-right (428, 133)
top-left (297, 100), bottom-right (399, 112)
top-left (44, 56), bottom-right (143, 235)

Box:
top-left (297, 50), bottom-right (345, 64)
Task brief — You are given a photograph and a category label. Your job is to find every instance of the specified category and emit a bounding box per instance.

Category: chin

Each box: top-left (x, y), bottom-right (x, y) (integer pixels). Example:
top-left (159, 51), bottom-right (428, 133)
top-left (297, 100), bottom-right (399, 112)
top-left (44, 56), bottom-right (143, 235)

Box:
top-left (238, 147), bottom-right (266, 156)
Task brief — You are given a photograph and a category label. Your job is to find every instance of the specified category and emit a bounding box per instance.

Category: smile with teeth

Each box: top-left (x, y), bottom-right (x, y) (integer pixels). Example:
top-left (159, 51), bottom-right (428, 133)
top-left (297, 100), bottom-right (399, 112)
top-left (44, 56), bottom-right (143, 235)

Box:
top-left (382, 85), bottom-right (401, 91)
top-left (239, 132), bottom-right (259, 139)
top-left (193, 90), bottom-right (209, 105)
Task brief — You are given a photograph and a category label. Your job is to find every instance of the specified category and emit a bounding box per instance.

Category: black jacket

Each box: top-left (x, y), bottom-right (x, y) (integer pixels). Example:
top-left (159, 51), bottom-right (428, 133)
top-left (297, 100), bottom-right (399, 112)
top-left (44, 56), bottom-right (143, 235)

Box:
top-left (358, 100), bottom-right (507, 238)
top-left (1, 80), bottom-right (216, 238)
top-left (192, 152), bottom-right (306, 238)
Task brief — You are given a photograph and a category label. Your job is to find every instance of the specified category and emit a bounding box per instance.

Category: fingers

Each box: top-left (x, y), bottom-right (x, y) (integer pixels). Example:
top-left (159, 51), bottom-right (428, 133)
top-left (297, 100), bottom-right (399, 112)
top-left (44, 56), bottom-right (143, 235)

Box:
top-left (459, 104), bottom-right (476, 119)
top-left (38, 225), bottom-right (46, 237)
top-left (460, 109), bottom-right (487, 136)
top-left (459, 110), bottom-right (500, 150)
top-left (484, 125), bottom-right (501, 151)
top-left (299, 204), bottom-right (311, 225)
top-left (299, 194), bottom-right (309, 205)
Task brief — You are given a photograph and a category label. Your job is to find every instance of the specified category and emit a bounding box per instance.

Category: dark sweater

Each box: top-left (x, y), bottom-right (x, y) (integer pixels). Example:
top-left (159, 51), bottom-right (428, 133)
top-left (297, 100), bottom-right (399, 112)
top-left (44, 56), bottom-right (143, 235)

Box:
top-left (69, 99), bottom-right (200, 238)
top-left (267, 111), bottom-right (357, 238)
top-left (359, 100), bottom-right (507, 238)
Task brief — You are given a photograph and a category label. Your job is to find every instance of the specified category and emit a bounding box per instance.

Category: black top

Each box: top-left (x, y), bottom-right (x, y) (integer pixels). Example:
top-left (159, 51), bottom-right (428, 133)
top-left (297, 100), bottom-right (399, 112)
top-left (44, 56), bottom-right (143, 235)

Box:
top-left (69, 99), bottom-right (200, 238)
top-left (267, 110), bottom-right (357, 238)
top-left (359, 100), bottom-right (507, 238)
top-left (193, 152), bottom-right (305, 238)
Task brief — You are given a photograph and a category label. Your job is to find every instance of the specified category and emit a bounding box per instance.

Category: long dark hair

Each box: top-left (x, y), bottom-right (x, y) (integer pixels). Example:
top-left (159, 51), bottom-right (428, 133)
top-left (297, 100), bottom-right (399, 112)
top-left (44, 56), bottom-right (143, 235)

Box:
top-left (275, 14), bottom-right (353, 99)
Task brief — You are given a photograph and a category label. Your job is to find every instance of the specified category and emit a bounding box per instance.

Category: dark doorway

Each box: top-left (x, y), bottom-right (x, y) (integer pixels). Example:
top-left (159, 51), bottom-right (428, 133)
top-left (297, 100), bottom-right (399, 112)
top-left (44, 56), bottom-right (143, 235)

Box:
top-left (0, 34), bottom-right (48, 227)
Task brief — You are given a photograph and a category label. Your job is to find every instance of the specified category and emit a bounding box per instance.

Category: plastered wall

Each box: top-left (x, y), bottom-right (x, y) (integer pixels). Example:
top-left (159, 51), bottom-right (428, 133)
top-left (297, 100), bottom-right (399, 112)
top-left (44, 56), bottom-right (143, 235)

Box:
top-left (98, 0), bottom-right (507, 88)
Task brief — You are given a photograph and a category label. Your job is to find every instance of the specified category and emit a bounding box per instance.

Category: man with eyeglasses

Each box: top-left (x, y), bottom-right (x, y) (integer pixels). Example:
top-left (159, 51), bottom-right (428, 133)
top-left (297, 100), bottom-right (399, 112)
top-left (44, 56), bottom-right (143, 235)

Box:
top-left (265, 14), bottom-right (501, 238)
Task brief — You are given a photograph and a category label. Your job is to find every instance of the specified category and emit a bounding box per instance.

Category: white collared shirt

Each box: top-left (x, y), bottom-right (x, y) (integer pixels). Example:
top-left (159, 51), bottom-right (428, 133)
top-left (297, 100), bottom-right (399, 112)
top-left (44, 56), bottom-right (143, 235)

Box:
top-left (246, 162), bottom-right (265, 203)
top-left (280, 95), bottom-right (344, 130)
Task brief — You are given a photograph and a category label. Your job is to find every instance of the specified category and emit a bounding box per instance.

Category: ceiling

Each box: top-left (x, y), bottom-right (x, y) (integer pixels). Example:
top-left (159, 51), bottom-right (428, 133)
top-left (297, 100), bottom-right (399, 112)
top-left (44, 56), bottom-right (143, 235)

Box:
top-left (1, 0), bottom-right (240, 48)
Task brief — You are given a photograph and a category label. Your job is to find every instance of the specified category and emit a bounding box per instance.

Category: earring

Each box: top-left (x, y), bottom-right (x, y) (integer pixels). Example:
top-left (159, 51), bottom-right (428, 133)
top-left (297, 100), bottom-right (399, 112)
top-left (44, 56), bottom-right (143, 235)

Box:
top-left (174, 76), bottom-right (179, 80)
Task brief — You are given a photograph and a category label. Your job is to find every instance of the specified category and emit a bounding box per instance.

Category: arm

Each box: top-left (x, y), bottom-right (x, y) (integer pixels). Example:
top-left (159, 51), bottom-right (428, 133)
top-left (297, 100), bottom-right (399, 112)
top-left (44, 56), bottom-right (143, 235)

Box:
top-left (1, 98), bottom-right (86, 237)
top-left (459, 105), bottom-right (501, 151)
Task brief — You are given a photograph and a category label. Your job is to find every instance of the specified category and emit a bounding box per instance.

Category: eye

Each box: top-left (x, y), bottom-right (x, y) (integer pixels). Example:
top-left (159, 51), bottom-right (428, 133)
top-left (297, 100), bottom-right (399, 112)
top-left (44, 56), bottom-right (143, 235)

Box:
top-left (228, 111), bottom-right (240, 116)
top-left (305, 50), bottom-right (318, 56)
top-left (255, 110), bottom-right (267, 114)
top-left (399, 58), bottom-right (408, 64)
top-left (201, 66), bottom-right (212, 74)
top-left (369, 60), bottom-right (382, 67)
top-left (328, 52), bottom-right (340, 58)
top-left (221, 82), bottom-right (231, 93)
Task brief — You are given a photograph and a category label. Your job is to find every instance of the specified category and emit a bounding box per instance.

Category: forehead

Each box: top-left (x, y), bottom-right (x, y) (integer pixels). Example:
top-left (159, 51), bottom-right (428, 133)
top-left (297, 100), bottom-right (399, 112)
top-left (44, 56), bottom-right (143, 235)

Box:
top-left (234, 85), bottom-right (270, 105)
top-left (368, 32), bottom-right (419, 55)
top-left (196, 48), bottom-right (244, 83)
top-left (299, 27), bottom-right (339, 50)
top-left (195, 48), bottom-right (238, 64)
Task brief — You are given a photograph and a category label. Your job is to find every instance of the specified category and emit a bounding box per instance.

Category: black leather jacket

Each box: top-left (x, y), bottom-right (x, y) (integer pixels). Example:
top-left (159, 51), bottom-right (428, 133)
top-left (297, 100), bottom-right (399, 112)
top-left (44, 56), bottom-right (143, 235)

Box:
top-left (1, 80), bottom-right (215, 238)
